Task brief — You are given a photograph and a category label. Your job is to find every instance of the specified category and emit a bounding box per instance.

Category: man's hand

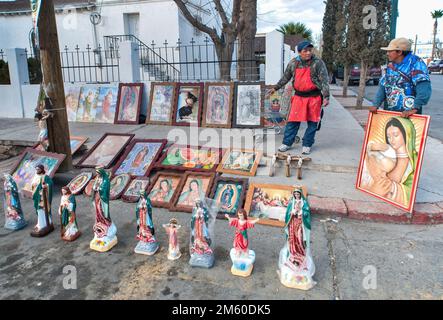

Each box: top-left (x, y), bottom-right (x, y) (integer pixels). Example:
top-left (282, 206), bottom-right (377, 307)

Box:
top-left (266, 88), bottom-right (276, 98)
top-left (322, 98), bottom-right (329, 107)
top-left (401, 109), bottom-right (418, 118)
top-left (368, 106), bottom-right (378, 114)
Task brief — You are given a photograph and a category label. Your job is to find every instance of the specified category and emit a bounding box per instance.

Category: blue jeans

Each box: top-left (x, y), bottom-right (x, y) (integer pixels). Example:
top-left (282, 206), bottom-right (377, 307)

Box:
top-left (283, 121), bottom-right (318, 147)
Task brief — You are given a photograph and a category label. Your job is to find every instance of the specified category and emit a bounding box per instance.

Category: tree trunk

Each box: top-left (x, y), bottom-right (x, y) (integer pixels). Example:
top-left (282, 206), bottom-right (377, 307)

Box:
top-left (431, 20), bottom-right (437, 60)
top-left (356, 61), bottom-right (369, 109)
top-left (38, 0), bottom-right (72, 171)
top-left (237, 0), bottom-right (257, 81)
top-left (215, 41), bottom-right (235, 81)
top-left (342, 64), bottom-right (350, 97)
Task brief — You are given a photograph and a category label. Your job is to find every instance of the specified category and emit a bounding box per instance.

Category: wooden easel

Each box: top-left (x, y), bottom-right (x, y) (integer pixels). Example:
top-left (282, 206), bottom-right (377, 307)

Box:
top-left (269, 152), bottom-right (312, 179)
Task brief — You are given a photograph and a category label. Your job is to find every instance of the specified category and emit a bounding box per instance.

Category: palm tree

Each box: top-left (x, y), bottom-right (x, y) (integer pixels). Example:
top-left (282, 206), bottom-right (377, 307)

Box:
top-left (277, 22), bottom-right (313, 42)
top-left (431, 10), bottom-right (443, 60)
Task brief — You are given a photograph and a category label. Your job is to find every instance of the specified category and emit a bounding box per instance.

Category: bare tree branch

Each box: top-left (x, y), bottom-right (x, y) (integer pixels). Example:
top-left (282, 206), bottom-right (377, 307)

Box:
top-left (213, 0), bottom-right (230, 27)
top-left (231, 0), bottom-right (242, 31)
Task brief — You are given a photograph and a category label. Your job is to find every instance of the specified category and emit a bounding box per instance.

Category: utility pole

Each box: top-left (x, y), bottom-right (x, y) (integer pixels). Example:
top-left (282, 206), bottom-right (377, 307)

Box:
top-left (414, 34), bottom-right (418, 55)
top-left (36, 0), bottom-right (72, 171)
top-left (390, 0), bottom-right (398, 40)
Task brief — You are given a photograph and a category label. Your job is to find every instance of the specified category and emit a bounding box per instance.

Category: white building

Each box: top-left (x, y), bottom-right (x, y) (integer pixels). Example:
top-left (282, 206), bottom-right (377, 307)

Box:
top-left (414, 42), bottom-right (442, 60)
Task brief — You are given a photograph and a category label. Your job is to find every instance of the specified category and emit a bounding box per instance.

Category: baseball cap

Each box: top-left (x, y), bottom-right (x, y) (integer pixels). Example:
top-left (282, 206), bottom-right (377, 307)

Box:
top-left (381, 38), bottom-right (412, 51)
top-left (297, 41), bottom-right (314, 52)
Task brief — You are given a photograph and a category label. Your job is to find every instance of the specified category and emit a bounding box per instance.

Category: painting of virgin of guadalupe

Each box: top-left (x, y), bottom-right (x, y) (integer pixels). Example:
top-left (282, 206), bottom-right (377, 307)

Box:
top-left (147, 172), bottom-right (183, 208)
top-left (171, 172), bottom-right (215, 213)
top-left (202, 82), bottom-right (234, 128)
top-left (115, 83), bottom-right (144, 124)
top-left (113, 139), bottom-right (166, 177)
top-left (95, 86), bottom-right (118, 123)
top-left (356, 110), bottom-right (430, 213)
top-left (147, 82), bottom-right (177, 125)
top-left (233, 82), bottom-right (264, 128)
top-left (76, 86), bottom-right (99, 122)
top-left (209, 177), bottom-right (248, 218)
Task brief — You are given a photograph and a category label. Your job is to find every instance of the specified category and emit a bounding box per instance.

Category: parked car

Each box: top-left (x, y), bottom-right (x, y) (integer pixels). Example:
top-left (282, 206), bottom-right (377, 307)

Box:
top-left (428, 59), bottom-right (443, 74)
top-left (336, 64), bottom-right (382, 85)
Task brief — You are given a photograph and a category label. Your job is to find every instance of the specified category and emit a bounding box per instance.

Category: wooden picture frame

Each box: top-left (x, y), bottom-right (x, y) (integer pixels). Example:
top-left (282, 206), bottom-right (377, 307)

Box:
top-left (170, 171), bottom-right (215, 213)
top-left (146, 172), bottom-right (184, 209)
top-left (155, 144), bottom-right (224, 173)
top-left (70, 136), bottom-right (89, 155)
top-left (121, 177), bottom-right (150, 203)
top-left (172, 82), bottom-right (204, 127)
top-left (75, 133), bottom-right (134, 169)
top-left (112, 139), bottom-right (167, 177)
top-left (109, 173), bottom-right (132, 200)
top-left (216, 148), bottom-right (263, 177)
top-left (232, 81), bottom-right (264, 128)
top-left (356, 110), bottom-right (430, 213)
top-left (202, 82), bottom-right (234, 128)
top-left (209, 176), bottom-right (248, 219)
top-left (146, 82), bottom-right (177, 125)
top-left (115, 83), bottom-right (144, 125)
top-left (68, 171), bottom-right (93, 195)
top-left (10, 148), bottom-right (66, 198)
top-left (244, 183), bottom-right (307, 227)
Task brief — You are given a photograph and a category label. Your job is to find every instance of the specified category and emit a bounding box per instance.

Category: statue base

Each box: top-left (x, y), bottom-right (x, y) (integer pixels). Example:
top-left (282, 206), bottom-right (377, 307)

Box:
top-left (167, 250), bottom-right (182, 261)
top-left (189, 252), bottom-right (214, 268)
top-left (62, 231), bottom-right (81, 242)
top-left (30, 224), bottom-right (54, 237)
top-left (230, 248), bottom-right (255, 277)
top-left (4, 219), bottom-right (27, 231)
top-left (134, 240), bottom-right (159, 256)
top-left (277, 247), bottom-right (316, 290)
top-left (90, 236), bottom-right (118, 252)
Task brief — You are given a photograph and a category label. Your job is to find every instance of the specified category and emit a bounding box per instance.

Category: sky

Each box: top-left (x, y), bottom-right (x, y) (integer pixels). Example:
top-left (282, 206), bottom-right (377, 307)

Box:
top-left (257, 0), bottom-right (443, 44)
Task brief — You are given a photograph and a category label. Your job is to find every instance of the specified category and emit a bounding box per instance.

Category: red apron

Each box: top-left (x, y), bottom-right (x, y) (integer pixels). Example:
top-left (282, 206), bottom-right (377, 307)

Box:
top-left (287, 64), bottom-right (322, 122)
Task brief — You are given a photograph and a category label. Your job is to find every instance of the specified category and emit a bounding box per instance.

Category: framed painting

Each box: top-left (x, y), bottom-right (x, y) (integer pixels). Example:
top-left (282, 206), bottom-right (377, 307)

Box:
top-left (232, 82), bottom-right (264, 128)
top-left (76, 86), bottom-right (99, 122)
top-left (155, 144), bottom-right (223, 172)
top-left (216, 148), bottom-right (262, 177)
top-left (356, 110), bottom-right (430, 213)
top-left (76, 133), bottom-right (134, 169)
top-left (115, 83), bottom-right (144, 124)
top-left (147, 172), bottom-right (184, 208)
top-left (10, 148), bottom-right (66, 197)
top-left (112, 139), bottom-right (167, 177)
top-left (34, 136), bottom-right (88, 155)
top-left (146, 82), bottom-right (177, 125)
top-left (68, 171), bottom-right (93, 195)
top-left (95, 86), bottom-right (118, 123)
top-left (110, 173), bottom-right (131, 200)
top-left (64, 86), bottom-right (81, 122)
top-left (244, 183), bottom-right (307, 227)
top-left (202, 82), bottom-right (234, 128)
top-left (172, 82), bottom-right (204, 127)
top-left (263, 85), bottom-right (289, 128)
top-left (170, 171), bottom-right (215, 213)
top-left (122, 177), bottom-right (150, 203)
top-left (209, 177), bottom-right (248, 218)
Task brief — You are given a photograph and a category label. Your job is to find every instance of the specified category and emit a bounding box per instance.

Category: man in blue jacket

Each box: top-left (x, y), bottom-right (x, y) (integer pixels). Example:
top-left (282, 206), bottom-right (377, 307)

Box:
top-left (370, 38), bottom-right (432, 117)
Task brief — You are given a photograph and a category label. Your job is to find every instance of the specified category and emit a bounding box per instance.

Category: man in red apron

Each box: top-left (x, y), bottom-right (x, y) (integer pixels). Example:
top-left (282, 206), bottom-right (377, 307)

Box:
top-left (269, 41), bottom-right (330, 155)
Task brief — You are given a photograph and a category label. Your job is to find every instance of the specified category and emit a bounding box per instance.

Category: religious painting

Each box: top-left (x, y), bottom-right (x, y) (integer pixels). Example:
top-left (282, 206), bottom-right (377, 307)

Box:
top-left (202, 82), bottom-right (234, 128)
top-left (209, 177), bottom-right (248, 218)
top-left (244, 183), bottom-right (307, 227)
top-left (109, 173), bottom-right (131, 200)
top-left (146, 82), bottom-right (176, 125)
top-left (147, 172), bottom-right (183, 208)
top-left (172, 83), bottom-right (204, 127)
top-left (76, 86), bottom-right (99, 122)
top-left (95, 86), bottom-right (118, 123)
top-left (356, 110), bottom-right (430, 213)
top-left (115, 83), bottom-right (143, 124)
top-left (155, 144), bottom-right (223, 172)
top-left (264, 85), bottom-right (289, 128)
top-left (170, 172), bottom-right (215, 213)
top-left (76, 133), bottom-right (134, 168)
top-left (216, 148), bottom-right (262, 176)
top-left (68, 171), bottom-right (93, 195)
top-left (64, 86), bottom-right (81, 122)
top-left (232, 82), bottom-right (264, 128)
top-left (70, 136), bottom-right (88, 155)
top-left (10, 148), bottom-right (66, 197)
top-left (122, 177), bottom-right (150, 203)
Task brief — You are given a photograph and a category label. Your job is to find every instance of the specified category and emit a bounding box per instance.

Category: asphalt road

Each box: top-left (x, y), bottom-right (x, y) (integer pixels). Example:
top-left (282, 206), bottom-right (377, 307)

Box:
top-left (350, 74), bottom-right (443, 141)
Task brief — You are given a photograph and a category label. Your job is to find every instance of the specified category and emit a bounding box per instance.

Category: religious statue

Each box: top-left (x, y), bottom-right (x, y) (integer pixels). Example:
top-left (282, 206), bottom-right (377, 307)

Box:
top-left (34, 87), bottom-right (54, 151)
top-left (58, 186), bottom-right (81, 241)
top-left (30, 164), bottom-right (54, 237)
top-left (134, 190), bottom-right (159, 255)
top-left (225, 209), bottom-right (259, 277)
top-left (278, 187), bottom-right (316, 290)
top-left (189, 199), bottom-right (214, 268)
top-left (90, 167), bottom-right (118, 252)
top-left (3, 174), bottom-right (27, 231)
top-left (163, 218), bottom-right (182, 260)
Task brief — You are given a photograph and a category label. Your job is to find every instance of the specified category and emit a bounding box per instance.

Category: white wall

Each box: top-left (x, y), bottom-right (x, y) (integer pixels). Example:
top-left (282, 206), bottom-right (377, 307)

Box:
top-left (0, 84), bottom-right (40, 118)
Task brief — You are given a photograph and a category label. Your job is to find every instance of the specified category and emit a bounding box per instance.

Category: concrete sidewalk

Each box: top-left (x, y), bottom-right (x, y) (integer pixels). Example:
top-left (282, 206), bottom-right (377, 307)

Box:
top-left (1, 89), bottom-right (443, 224)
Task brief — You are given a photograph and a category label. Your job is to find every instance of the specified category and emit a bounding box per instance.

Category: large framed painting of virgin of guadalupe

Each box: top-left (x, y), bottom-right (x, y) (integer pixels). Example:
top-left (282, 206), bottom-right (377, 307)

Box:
top-left (356, 110), bottom-right (430, 213)
top-left (209, 177), bottom-right (248, 219)
top-left (112, 139), bottom-right (167, 177)
top-left (202, 82), bottom-right (234, 128)
top-left (232, 82), bottom-right (264, 128)
top-left (172, 83), bottom-right (204, 127)
top-left (115, 83), bottom-right (144, 124)
top-left (146, 82), bottom-right (177, 125)
top-left (147, 172), bottom-right (184, 208)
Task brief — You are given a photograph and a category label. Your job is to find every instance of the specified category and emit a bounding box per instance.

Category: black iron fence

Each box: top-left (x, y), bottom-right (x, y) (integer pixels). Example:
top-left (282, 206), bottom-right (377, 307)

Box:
top-left (0, 50), bottom-right (10, 84)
